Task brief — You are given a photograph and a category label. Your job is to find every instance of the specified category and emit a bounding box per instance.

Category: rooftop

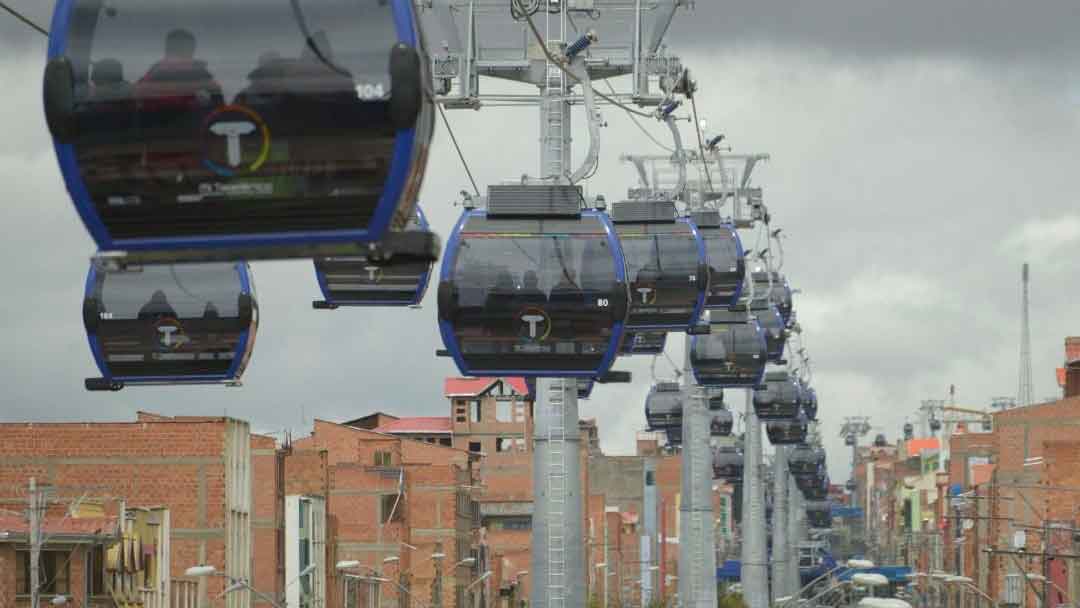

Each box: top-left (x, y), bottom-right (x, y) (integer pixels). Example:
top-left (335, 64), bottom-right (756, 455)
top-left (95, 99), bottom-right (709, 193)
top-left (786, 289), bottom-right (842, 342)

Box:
top-left (444, 377), bottom-right (529, 398)
top-left (373, 417), bottom-right (453, 435)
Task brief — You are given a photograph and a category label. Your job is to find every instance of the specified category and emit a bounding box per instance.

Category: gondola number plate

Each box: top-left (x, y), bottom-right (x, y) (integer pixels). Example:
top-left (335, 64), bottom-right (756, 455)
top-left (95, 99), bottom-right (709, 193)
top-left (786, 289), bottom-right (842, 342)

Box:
top-left (355, 83), bottom-right (387, 100)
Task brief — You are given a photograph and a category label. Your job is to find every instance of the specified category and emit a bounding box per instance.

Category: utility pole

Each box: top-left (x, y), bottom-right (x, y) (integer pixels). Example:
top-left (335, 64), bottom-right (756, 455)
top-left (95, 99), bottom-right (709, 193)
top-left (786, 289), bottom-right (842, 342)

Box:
top-left (29, 477), bottom-right (41, 608)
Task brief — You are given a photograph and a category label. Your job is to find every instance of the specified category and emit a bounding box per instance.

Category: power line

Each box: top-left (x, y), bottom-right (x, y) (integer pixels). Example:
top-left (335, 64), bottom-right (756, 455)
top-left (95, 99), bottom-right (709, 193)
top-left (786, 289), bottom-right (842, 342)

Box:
top-left (0, 1), bottom-right (48, 37)
top-left (437, 103), bottom-right (480, 197)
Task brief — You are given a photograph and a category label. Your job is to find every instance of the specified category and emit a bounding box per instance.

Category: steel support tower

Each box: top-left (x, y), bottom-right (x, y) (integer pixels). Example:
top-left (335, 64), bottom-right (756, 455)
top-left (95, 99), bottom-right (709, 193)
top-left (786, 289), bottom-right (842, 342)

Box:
top-left (741, 393), bottom-right (770, 608)
top-left (771, 446), bottom-right (791, 601)
top-left (680, 342), bottom-right (718, 607)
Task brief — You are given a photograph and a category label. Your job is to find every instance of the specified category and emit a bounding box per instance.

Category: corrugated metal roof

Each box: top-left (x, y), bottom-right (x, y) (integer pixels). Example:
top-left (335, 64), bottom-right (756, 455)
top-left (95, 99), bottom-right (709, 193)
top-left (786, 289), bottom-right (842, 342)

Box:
top-left (443, 377), bottom-right (529, 397)
top-left (373, 417), bottom-right (453, 434)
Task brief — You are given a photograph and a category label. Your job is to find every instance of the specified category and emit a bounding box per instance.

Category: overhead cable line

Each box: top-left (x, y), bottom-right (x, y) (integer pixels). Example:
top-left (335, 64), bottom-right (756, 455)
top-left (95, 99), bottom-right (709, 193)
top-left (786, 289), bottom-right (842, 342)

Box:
top-left (0, 1), bottom-right (48, 36)
top-left (689, 95), bottom-right (715, 194)
top-left (605, 79), bottom-right (673, 153)
top-left (437, 104), bottom-right (481, 197)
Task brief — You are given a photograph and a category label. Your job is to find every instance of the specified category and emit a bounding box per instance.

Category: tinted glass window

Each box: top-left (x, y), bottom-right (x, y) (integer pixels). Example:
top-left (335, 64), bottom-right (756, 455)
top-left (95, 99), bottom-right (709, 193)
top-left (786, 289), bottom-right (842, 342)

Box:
top-left (65, 0), bottom-right (406, 238)
top-left (96, 263), bottom-right (242, 319)
top-left (620, 231), bottom-right (701, 327)
top-left (703, 228), bottom-right (743, 307)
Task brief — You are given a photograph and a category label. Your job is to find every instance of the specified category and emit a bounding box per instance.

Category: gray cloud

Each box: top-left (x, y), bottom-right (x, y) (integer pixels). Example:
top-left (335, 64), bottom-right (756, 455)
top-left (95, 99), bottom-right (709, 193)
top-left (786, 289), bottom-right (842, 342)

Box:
top-left (2, 5), bottom-right (1079, 486)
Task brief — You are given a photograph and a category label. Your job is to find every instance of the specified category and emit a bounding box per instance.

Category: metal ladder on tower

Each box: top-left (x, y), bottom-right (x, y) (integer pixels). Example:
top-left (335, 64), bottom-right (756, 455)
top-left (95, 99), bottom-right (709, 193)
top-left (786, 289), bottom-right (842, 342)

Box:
top-left (688, 409), bottom-right (708, 606)
top-left (547, 379), bottom-right (567, 608)
top-left (542, 65), bottom-right (566, 181)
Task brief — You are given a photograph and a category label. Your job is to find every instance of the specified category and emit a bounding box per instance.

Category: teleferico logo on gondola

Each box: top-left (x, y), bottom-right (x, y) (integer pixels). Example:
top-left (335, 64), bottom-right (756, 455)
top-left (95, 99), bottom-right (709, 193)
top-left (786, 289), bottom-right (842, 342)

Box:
top-left (154, 318), bottom-right (189, 351)
top-left (202, 104), bottom-right (271, 177)
top-left (516, 306), bottom-right (551, 342)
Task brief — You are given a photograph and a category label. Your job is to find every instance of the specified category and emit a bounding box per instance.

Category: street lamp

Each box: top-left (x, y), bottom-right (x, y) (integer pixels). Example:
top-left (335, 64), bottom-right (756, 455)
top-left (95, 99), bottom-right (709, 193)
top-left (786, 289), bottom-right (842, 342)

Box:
top-left (50, 597), bottom-right (68, 606)
top-left (1026, 573), bottom-right (1076, 607)
top-left (778, 558), bottom-right (878, 607)
top-left (183, 565), bottom-right (286, 608)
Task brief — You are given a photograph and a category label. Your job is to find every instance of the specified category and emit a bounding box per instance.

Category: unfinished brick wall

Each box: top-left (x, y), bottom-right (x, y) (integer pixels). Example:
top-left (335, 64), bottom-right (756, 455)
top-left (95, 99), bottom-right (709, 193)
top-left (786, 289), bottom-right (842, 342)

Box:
top-left (0, 418), bottom-right (245, 606)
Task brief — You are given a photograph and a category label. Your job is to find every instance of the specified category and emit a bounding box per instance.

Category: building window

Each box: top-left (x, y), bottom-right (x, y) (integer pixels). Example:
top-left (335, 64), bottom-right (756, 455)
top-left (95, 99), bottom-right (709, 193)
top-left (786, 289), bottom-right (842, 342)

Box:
top-left (374, 450), bottom-right (392, 467)
top-left (500, 517), bottom-right (531, 531)
top-left (496, 401), bottom-right (513, 423)
top-left (456, 416), bottom-right (467, 423)
top-left (514, 438), bottom-right (527, 452)
top-left (381, 494), bottom-right (404, 523)
top-left (440, 438), bottom-right (452, 447)
top-left (469, 400), bottom-right (482, 423)
top-left (496, 438), bottom-right (514, 452)
top-left (16, 550), bottom-right (70, 595)
top-left (86, 545), bottom-right (105, 596)
top-left (468, 442), bottom-right (482, 454)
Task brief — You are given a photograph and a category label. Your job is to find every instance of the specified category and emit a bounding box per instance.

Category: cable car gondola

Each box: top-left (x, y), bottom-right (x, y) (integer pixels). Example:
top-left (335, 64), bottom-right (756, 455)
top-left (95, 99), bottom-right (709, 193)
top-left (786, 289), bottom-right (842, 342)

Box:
top-left (44, 0), bottom-right (435, 262)
top-left (873, 433), bottom-right (888, 448)
top-left (83, 261), bottom-right (257, 390)
top-left (766, 413), bottom-right (808, 445)
top-left (751, 271), bottom-right (793, 324)
top-left (845, 434), bottom-right (857, 447)
top-left (903, 422), bottom-right (914, 441)
top-left (620, 330), bottom-right (668, 356)
top-left (437, 185), bottom-right (628, 377)
top-left (691, 211), bottom-right (745, 309)
top-left (748, 297), bottom-right (787, 362)
top-left (753, 369), bottom-right (802, 420)
top-left (805, 501), bottom-right (833, 529)
top-left (801, 383), bottom-right (819, 421)
top-left (578, 378), bottom-right (595, 400)
top-left (690, 308), bottom-right (767, 388)
top-left (312, 207), bottom-right (433, 308)
top-left (713, 446), bottom-right (744, 482)
top-left (612, 201), bottom-right (707, 330)
top-left (645, 381), bottom-right (683, 431)
top-left (845, 479), bottom-right (856, 492)
top-left (799, 473), bottom-right (830, 501)
top-left (711, 409), bottom-right (734, 437)
top-left (665, 425), bottom-right (683, 448)
top-left (788, 444), bottom-right (827, 476)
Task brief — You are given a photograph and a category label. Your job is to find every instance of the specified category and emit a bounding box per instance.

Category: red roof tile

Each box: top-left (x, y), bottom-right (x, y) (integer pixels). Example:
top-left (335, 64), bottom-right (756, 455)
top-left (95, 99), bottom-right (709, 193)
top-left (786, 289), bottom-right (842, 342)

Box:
top-left (444, 377), bottom-right (529, 398)
top-left (374, 417), bottom-right (453, 434)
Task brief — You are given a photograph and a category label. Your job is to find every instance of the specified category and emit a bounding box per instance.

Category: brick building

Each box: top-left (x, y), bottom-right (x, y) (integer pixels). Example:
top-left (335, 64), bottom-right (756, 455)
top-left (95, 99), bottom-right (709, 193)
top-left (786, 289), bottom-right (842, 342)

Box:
top-left (0, 415), bottom-right (265, 608)
top-left (291, 419), bottom-right (479, 608)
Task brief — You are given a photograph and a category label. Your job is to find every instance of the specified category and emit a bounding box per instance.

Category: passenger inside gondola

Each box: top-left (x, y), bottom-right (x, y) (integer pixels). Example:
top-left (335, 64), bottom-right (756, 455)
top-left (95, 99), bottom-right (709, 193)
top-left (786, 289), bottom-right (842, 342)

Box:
top-left (138, 290), bottom-right (177, 320)
top-left (203, 302), bottom-right (220, 319)
top-left (519, 271), bottom-right (547, 305)
top-left (135, 29), bottom-right (223, 120)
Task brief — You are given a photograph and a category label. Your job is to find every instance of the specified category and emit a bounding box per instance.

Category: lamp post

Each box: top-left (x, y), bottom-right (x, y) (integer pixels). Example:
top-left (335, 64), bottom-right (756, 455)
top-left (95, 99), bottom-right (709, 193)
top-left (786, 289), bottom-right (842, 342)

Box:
top-left (336, 561), bottom-right (434, 608)
top-left (184, 565), bottom-right (296, 608)
top-left (777, 558), bottom-right (877, 606)
top-left (1026, 573), bottom-right (1076, 608)
top-left (946, 575), bottom-right (1000, 608)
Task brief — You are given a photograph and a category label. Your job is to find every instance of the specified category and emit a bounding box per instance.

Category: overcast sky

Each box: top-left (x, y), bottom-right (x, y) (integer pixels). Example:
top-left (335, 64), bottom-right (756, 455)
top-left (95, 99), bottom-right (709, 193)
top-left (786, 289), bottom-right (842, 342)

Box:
top-left (1, 3), bottom-right (1078, 482)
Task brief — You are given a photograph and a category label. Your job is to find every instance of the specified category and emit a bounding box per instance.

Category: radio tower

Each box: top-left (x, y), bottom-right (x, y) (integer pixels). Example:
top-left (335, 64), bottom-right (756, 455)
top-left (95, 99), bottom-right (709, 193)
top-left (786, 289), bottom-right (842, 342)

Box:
top-left (1018, 262), bottom-right (1034, 407)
